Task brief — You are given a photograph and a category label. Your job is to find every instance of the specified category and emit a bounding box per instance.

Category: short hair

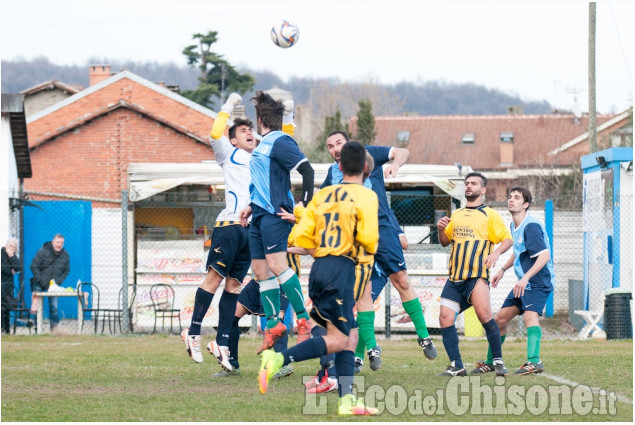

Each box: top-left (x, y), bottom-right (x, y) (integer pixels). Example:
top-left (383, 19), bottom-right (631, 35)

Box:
top-left (5, 238), bottom-right (17, 249)
top-left (228, 118), bottom-right (253, 140)
top-left (53, 233), bottom-right (64, 240)
top-left (509, 186), bottom-right (533, 210)
top-left (250, 90), bottom-right (284, 131)
top-left (327, 130), bottom-right (349, 142)
top-left (363, 151), bottom-right (374, 180)
top-left (465, 172), bottom-right (488, 187)
top-left (340, 141), bottom-right (366, 176)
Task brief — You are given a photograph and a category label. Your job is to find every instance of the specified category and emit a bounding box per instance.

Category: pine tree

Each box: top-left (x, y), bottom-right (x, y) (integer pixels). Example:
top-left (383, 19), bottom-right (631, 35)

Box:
top-left (356, 98), bottom-right (376, 145)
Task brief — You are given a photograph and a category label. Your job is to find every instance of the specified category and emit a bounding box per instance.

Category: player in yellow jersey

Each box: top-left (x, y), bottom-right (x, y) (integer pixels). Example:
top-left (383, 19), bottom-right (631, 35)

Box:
top-left (436, 172), bottom-right (513, 377)
top-left (259, 141), bottom-right (379, 416)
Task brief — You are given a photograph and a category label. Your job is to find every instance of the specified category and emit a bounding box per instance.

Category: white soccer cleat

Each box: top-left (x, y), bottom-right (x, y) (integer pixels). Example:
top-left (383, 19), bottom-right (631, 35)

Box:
top-left (181, 328), bottom-right (203, 363)
top-left (207, 341), bottom-right (234, 371)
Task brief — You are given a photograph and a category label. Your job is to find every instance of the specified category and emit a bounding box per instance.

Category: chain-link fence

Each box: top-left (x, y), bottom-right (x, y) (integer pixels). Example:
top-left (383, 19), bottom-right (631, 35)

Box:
top-left (5, 187), bottom-right (632, 340)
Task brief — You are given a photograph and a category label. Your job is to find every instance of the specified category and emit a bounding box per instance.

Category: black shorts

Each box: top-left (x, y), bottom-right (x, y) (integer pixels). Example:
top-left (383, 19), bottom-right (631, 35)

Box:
top-left (440, 277), bottom-right (484, 313)
top-left (237, 278), bottom-right (289, 316)
top-left (308, 256), bottom-right (357, 336)
top-left (206, 224), bottom-right (251, 282)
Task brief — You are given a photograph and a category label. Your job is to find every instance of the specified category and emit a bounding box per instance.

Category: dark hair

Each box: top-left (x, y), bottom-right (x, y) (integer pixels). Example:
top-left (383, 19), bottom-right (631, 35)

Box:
top-left (465, 172), bottom-right (488, 187)
top-left (327, 130), bottom-right (349, 141)
top-left (509, 186), bottom-right (533, 210)
top-left (340, 141), bottom-right (366, 176)
top-left (228, 118), bottom-right (253, 139)
top-left (250, 90), bottom-right (284, 131)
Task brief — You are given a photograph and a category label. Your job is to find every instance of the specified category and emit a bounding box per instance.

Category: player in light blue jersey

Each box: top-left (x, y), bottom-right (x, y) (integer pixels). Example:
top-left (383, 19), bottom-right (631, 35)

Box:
top-left (239, 90), bottom-right (315, 355)
top-left (471, 187), bottom-right (554, 376)
top-left (322, 131), bottom-right (437, 370)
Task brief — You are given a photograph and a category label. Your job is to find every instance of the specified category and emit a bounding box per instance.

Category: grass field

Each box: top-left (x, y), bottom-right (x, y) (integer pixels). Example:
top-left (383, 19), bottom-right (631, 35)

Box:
top-left (1, 333), bottom-right (633, 421)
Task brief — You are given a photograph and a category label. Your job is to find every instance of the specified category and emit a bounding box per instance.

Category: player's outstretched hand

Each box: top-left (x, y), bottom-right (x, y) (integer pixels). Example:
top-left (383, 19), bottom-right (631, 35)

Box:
top-left (221, 93), bottom-right (243, 114)
top-left (239, 205), bottom-right (252, 227)
top-left (277, 207), bottom-right (296, 223)
top-left (491, 269), bottom-right (504, 288)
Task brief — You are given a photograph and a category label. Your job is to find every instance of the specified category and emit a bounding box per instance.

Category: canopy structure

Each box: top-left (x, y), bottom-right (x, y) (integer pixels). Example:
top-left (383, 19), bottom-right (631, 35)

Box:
top-left (127, 161), bottom-right (472, 204)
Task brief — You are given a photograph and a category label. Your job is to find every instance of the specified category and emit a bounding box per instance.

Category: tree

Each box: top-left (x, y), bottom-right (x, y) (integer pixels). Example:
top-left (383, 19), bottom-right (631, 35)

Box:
top-left (181, 31), bottom-right (255, 109)
top-left (306, 109), bottom-right (348, 162)
top-left (356, 98), bottom-right (376, 145)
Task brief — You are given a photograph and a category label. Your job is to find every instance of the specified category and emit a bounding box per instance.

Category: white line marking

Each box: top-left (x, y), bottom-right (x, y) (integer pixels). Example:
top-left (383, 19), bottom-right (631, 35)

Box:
top-left (539, 373), bottom-right (633, 404)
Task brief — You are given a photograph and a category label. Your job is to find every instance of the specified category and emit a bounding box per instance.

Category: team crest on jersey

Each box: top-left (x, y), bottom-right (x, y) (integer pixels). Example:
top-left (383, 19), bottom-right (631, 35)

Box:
top-left (260, 146), bottom-right (269, 154)
top-left (517, 236), bottom-right (523, 244)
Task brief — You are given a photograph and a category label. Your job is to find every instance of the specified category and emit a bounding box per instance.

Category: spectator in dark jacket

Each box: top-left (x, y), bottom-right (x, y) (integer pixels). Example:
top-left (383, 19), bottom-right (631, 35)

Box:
top-left (30, 234), bottom-right (70, 330)
top-left (1, 238), bottom-right (21, 334)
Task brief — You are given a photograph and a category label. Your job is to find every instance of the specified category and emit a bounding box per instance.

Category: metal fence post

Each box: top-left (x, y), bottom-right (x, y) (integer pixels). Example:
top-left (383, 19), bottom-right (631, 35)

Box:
top-left (122, 190), bottom-right (129, 333)
top-left (545, 199), bottom-right (554, 317)
top-left (385, 279), bottom-right (391, 339)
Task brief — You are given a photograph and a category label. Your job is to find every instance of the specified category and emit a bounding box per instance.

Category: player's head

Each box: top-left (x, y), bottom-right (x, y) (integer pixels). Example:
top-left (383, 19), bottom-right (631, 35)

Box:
top-left (464, 172), bottom-right (487, 202)
top-left (363, 151), bottom-right (374, 180)
top-left (250, 90), bottom-right (284, 133)
top-left (228, 118), bottom-right (255, 153)
top-left (339, 140), bottom-right (366, 177)
top-left (508, 186), bottom-right (532, 213)
top-left (326, 130), bottom-right (349, 162)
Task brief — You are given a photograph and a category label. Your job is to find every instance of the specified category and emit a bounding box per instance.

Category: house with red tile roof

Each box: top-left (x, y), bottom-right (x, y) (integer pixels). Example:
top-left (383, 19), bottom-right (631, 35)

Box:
top-left (350, 109), bottom-right (632, 201)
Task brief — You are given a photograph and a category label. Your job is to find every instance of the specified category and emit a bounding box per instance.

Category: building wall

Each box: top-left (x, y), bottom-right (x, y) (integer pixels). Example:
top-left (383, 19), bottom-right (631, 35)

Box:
top-left (24, 89), bottom-right (74, 117)
top-left (1, 116), bottom-right (20, 244)
top-left (25, 108), bottom-right (214, 198)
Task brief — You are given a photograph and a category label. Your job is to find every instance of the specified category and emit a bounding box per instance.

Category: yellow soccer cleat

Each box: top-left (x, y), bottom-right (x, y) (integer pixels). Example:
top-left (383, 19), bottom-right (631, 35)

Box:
top-left (337, 394), bottom-right (379, 416)
top-left (258, 349), bottom-right (283, 394)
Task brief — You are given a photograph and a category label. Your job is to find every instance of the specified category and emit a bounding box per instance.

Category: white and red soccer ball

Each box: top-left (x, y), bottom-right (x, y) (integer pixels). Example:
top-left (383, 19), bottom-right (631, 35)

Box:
top-left (271, 20), bottom-right (300, 48)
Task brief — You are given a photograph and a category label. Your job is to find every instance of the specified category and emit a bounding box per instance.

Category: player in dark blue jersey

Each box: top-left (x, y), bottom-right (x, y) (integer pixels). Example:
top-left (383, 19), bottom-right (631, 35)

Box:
top-left (471, 187), bottom-right (554, 376)
top-left (322, 131), bottom-right (437, 368)
top-left (239, 90), bottom-right (315, 355)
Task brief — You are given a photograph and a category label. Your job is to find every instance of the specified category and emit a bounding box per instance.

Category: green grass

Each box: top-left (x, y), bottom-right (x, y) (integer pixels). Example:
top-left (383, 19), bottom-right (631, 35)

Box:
top-left (1, 334), bottom-right (632, 421)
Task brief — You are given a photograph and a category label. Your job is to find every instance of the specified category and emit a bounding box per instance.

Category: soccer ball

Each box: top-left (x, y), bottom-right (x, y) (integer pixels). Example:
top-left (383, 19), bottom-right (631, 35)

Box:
top-left (271, 20), bottom-right (300, 48)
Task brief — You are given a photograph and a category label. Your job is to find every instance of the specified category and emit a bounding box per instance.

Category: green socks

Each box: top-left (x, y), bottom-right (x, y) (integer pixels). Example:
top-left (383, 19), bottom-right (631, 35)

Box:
top-left (258, 276), bottom-right (281, 329)
top-left (357, 310), bottom-right (377, 350)
top-left (402, 298), bottom-right (429, 339)
top-left (278, 268), bottom-right (309, 321)
top-left (527, 326), bottom-right (542, 363)
top-left (486, 334), bottom-right (507, 365)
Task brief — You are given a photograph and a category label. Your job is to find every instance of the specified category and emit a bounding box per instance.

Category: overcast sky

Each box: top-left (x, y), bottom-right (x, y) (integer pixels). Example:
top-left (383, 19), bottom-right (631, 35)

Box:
top-left (1, 0), bottom-right (633, 114)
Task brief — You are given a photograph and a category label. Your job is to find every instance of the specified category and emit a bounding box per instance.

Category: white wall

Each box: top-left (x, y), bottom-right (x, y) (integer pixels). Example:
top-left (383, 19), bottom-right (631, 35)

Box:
top-left (1, 115), bottom-right (20, 245)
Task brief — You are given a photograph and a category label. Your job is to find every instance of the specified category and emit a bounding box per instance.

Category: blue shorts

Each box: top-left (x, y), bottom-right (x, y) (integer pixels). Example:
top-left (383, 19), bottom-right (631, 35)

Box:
top-left (375, 224), bottom-right (407, 276)
top-left (249, 205), bottom-right (292, 259)
top-left (500, 287), bottom-right (552, 316)
top-left (440, 277), bottom-right (485, 314)
top-left (370, 264), bottom-right (389, 302)
top-left (206, 224), bottom-right (251, 282)
top-left (309, 256), bottom-right (357, 336)
top-left (237, 278), bottom-right (289, 316)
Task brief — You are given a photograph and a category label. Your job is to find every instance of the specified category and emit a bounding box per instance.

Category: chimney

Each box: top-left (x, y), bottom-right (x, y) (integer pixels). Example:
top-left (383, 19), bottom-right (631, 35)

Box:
top-left (89, 65), bottom-right (112, 86)
top-left (499, 132), bottom-right (514, 167)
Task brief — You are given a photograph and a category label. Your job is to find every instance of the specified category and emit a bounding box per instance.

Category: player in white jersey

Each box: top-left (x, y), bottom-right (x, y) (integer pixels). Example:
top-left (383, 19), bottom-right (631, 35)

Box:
top-left (182, 93), bottom-right (254, 370)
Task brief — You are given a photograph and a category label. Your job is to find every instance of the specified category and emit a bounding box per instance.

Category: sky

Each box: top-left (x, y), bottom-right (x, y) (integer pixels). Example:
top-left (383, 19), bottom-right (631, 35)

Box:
top-left (1, 0), bottom-right (633, 114)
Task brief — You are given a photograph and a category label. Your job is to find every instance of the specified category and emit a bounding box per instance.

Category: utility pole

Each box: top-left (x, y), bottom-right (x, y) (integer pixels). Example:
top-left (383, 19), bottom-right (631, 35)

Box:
top-left (588, 2), bottom-right (597, 152)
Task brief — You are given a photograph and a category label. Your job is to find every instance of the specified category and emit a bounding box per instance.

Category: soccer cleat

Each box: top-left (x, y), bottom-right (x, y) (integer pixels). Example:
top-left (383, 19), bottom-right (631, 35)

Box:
top-left (295, 318), bottom-right (311, 344)
top-left (417, 337), bottom-right (438, 360)
top-left (514, 361), bottom-right (544, 375)
top-left (367, 346), bottom-right (382, 371)
top-left (181, 328), bottom-right (203, 363)
top-left (354, 356), bottom-right (364, 374)
top-left (337, 394), bottom-right (379, 416)
top-left (438, 361), bottom-right (467, 376)
top-left (272, 364), bottom-right (294, 380)
top-left (258, 349), bottom-right (283, 394)
top-left (470, 361), bottom-right (495, 374)
top-left (207, 341), bottom-right (233, 371)
top-left (257, 321), bottom-right (288, 355)
top-left (493, 359), bottom-right (509, 376)
top-left (213, 368), bottom-right (241, 377)
top-left (307, 376), bottom-right (338, 394)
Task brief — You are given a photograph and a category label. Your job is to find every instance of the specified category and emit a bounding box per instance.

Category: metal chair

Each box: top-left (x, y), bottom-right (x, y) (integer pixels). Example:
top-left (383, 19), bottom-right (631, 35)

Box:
top-left (7, 278), bottom-right (35, 335)
top-left (114, 286), bottom-right (137, 333)
top-left (149, 283), bottom-right (181, 334)
top-left (77, 282), bottom-right (104, 334)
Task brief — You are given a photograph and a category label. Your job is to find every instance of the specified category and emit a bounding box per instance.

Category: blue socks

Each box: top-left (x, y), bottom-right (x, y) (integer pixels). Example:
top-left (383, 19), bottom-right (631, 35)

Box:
top-left (189, 288), bottom-right (214, 335)
top-left (282, 336), bottom-right (327, 366)
top-left (228, 316), bottom-right (240, 369)
top-left (216, 291), bottom-right (239, 346)
top-left (335, 350), bottom-right (354, 397)
top-left (441, 325), bottom-right (463, 369)
top-left (483, 318), bottom-right (502, 360)
top-left (311, 326), bottom-right (336, 379)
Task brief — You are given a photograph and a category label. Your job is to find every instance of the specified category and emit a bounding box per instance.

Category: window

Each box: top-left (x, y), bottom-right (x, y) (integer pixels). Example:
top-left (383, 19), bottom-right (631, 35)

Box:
top-left (397, 131), bottom-right (410, 143)
top-left (500, 132), bottom-right (514, 143)
top-left (461, 133), bottom-right (475, 144)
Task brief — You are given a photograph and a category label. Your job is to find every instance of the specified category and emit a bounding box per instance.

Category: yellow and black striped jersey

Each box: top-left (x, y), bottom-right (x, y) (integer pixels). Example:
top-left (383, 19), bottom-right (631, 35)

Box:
top-left (444, 205), bottom-right (511, 282)
top-left (294, 183), bottom-right (378, 260)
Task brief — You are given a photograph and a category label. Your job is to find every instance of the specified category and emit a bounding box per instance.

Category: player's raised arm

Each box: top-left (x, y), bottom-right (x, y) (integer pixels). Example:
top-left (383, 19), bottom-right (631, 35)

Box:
top-left (384, 147), bottom-right (409, 179)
